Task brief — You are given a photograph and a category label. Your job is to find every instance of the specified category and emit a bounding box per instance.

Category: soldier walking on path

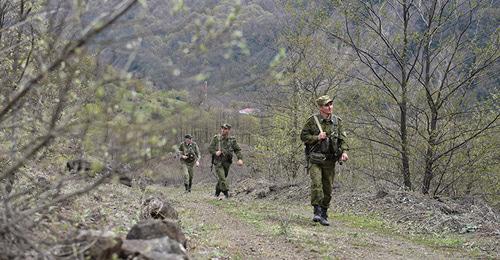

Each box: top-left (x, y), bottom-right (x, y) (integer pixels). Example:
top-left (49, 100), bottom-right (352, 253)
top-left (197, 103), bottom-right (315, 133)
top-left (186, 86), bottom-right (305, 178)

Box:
top-left (178, 134), bottom-right (200, 192)
top-left (300, 95), bottom-right (349, 226)
top-left (209, 123), bottom-right (244, 199)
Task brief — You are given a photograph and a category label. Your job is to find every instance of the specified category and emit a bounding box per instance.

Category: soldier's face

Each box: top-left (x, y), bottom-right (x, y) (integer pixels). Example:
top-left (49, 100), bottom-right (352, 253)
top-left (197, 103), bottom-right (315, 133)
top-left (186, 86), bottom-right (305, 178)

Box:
top-left (319, 102), bottom-right (333, 115)
top-left (221, 127), bottom-right (230, 136)
top-left (185, 138), bottom-right (192, 144)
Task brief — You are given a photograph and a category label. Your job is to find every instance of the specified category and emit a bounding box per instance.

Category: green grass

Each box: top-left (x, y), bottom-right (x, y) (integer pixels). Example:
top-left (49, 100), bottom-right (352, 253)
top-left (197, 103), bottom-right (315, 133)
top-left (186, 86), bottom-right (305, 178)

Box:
top-left (334, 212), bottom-right (466, 250)
top-left (112, 225), bottom-right (129, 234)
top-left (262, 205), bottom-right (466, 253)
top-left (334, 213), bottom-right (388, 231)
top-left (166, 186), bottom-right (475, 257)
top-left (411, 234), bottom-right (465, 248)
top-left (208, 199), bottom-right (268, 230)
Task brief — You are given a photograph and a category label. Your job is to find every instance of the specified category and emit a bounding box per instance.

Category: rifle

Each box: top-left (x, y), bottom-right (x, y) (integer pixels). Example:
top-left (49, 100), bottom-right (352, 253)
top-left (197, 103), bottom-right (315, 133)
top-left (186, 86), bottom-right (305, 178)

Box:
top-left (210, 154), bottom-right (214, 173)
top-left (214, 134), bottom-right (224, 162)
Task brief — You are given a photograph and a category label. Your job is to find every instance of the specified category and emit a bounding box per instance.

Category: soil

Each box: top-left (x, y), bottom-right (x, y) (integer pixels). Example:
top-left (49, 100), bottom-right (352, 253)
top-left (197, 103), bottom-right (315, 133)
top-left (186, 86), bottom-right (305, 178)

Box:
top-left (47, 162), bottom-right (498, 259)
top-left (156, 182), bottom-right (494, 259)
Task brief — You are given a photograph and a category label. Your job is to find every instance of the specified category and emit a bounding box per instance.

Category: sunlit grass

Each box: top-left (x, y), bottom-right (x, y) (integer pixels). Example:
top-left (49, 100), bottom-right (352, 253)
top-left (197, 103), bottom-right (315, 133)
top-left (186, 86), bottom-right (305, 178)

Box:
top-left (333, 213), bottom-right (388, 231)
top-left (411, 234), bottom-right (465, 248)
top-left (334, 212), bottom-right (465, 249)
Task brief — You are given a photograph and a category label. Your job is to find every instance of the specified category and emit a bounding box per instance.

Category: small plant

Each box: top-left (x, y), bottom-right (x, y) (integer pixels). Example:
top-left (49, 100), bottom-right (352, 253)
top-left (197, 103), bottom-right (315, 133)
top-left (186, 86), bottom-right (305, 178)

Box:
top-left (277, 216), bottom-right (291, 237)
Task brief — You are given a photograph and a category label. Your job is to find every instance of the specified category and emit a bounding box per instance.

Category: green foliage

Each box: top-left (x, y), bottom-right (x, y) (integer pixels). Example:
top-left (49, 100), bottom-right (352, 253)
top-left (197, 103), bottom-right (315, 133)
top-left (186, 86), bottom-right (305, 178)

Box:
top-left (256, 112), bottom-right (306, 180)
top-left (106, 0), bottom-right (280, 95)
top-left (1, 0), bottom-right (498, 256)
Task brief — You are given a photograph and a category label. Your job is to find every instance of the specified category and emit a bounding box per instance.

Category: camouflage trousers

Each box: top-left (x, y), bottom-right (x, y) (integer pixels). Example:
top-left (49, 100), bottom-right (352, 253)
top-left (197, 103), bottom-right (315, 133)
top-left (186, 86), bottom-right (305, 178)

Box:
top-left (214, 162), bottom-right (231, 194)
top-left (181, 163), bottom-right (195, 187)
top-left (308, 161), bottom-right (336, 208)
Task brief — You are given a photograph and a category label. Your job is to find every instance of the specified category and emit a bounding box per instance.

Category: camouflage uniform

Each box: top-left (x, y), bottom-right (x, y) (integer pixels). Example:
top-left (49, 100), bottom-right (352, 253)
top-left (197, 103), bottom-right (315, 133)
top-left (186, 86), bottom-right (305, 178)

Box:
top-left (301, 95), bottom-right (349, 225)
top-left (208, 126), bottom-right (243, 198)
top-left (178, 138), bottom-right (200, 192)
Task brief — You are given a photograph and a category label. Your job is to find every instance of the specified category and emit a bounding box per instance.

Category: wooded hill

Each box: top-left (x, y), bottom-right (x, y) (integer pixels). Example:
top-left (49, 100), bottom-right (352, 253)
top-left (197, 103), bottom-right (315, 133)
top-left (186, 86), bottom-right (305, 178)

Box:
top-left (95, 0), bottom-right (280, 101)
top-left (0, 0), bottom-right (498, 258)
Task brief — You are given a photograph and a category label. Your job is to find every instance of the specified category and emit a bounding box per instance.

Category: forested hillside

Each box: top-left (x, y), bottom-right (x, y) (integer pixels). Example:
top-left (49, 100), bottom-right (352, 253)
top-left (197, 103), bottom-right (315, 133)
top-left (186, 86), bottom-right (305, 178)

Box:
top-left (96, 0), bottom-right (280, 100)
top-left (0, 0), bottom-right (498, 258)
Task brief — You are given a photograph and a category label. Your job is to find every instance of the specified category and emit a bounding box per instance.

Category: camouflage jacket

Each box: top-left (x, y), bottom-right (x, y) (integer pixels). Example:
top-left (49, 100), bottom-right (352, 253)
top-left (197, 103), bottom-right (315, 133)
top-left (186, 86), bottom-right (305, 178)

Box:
top-left (208, 134), bottom-right (243, 163)
top-left (300, 114), bottom-right (349, 156)
top-left (178, 141), bottom-right (200, 164)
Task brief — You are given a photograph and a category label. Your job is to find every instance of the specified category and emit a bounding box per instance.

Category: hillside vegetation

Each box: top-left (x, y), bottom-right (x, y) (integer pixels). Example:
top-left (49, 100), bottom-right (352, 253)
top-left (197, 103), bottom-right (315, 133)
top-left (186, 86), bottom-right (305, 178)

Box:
top-left (0, 0), bottom-right (498, 258)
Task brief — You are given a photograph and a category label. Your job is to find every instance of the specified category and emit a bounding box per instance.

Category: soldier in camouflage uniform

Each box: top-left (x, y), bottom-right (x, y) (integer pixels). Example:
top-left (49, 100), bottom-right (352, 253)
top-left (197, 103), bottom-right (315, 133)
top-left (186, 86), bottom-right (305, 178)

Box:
top-left (300, 95), bottom-right (349, 226)
top-left (208, 123), bottom-right (244, 199)
top-left (178, 134), bottom-right (200, 192)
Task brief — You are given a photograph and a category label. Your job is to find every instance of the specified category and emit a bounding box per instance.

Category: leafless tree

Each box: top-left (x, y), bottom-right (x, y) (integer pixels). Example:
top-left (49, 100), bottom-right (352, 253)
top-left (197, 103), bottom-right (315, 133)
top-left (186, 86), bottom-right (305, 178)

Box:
top-left (320, 0), bottom-right (498, 193)
top-left (412, 0), bottom-right (499, 194)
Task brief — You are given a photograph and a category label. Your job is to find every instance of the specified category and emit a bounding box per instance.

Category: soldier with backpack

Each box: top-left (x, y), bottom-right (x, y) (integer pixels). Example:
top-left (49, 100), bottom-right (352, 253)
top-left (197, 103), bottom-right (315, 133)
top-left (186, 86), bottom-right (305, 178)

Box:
top-left (178, 134), bottom-right (200, 192)
top-left (300, 95), bottom-right (349, 226)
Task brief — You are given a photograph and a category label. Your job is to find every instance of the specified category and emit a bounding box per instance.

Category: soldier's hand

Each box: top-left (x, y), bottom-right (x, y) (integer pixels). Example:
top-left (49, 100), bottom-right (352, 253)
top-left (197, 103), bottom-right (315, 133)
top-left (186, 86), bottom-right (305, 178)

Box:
top-left (216, 150), bottom-right (222, 156)
top-left (181, 155), bottom-right (188, 159)
top-left (195, 161), bottom-right (200, 167)
top-left (237, 159), bottom-right (243, 166)
top-left (340, 152), bottom-right (349, 161)
top-left (318, 131), bottom-right (327, 140)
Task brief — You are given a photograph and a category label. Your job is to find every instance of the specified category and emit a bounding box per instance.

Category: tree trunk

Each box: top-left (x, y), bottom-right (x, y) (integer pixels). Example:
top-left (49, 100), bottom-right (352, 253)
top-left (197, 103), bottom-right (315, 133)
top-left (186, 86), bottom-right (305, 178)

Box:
top-left (400, 85), bottom-right (412, 190)
top-left (421, 13), bottom-right (437, 194)
top-left (422, 111), bottom-right (438, 194)
top-left (400, 0), bottom-right (412, 190)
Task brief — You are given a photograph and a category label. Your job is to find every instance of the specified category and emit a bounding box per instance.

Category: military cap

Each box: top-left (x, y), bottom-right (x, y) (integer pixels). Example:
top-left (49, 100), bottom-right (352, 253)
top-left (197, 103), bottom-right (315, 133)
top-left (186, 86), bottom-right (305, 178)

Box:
top-left (184, 134), bottom-right (192, 139)
top-left (316, 95), bottom-right (333, 106)
top-left (221, 123), bottom-right (232, 129)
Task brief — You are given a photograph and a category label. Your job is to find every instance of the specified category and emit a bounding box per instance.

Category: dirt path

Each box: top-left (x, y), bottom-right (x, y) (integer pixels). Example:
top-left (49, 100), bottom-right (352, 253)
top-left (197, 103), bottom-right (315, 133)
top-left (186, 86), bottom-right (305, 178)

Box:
top-left (160, 185), bottom-right (471, 259)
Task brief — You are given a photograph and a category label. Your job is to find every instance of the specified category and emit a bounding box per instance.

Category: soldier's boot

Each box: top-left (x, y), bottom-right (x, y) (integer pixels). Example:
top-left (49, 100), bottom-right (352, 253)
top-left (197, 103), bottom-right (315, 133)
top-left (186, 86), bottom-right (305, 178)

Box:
top-left (215, 187), bottom-right (221, 198)
top-left (184, 184), bottom-right (189, 192)
top-left (312, 206), bottom-right (322, 223)
top-left (188, 181), bottom-right (192, 192)
top-left (223, 190), bottom-right (229, 199)
top-left (319, 207), bottom-right (330, 226)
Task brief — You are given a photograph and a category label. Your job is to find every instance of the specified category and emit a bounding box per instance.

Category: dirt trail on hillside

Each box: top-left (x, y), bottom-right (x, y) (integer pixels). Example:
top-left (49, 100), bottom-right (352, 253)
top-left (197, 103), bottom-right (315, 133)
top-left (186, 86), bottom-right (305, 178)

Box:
top-left (163, 185), bottom-right (470, 259)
